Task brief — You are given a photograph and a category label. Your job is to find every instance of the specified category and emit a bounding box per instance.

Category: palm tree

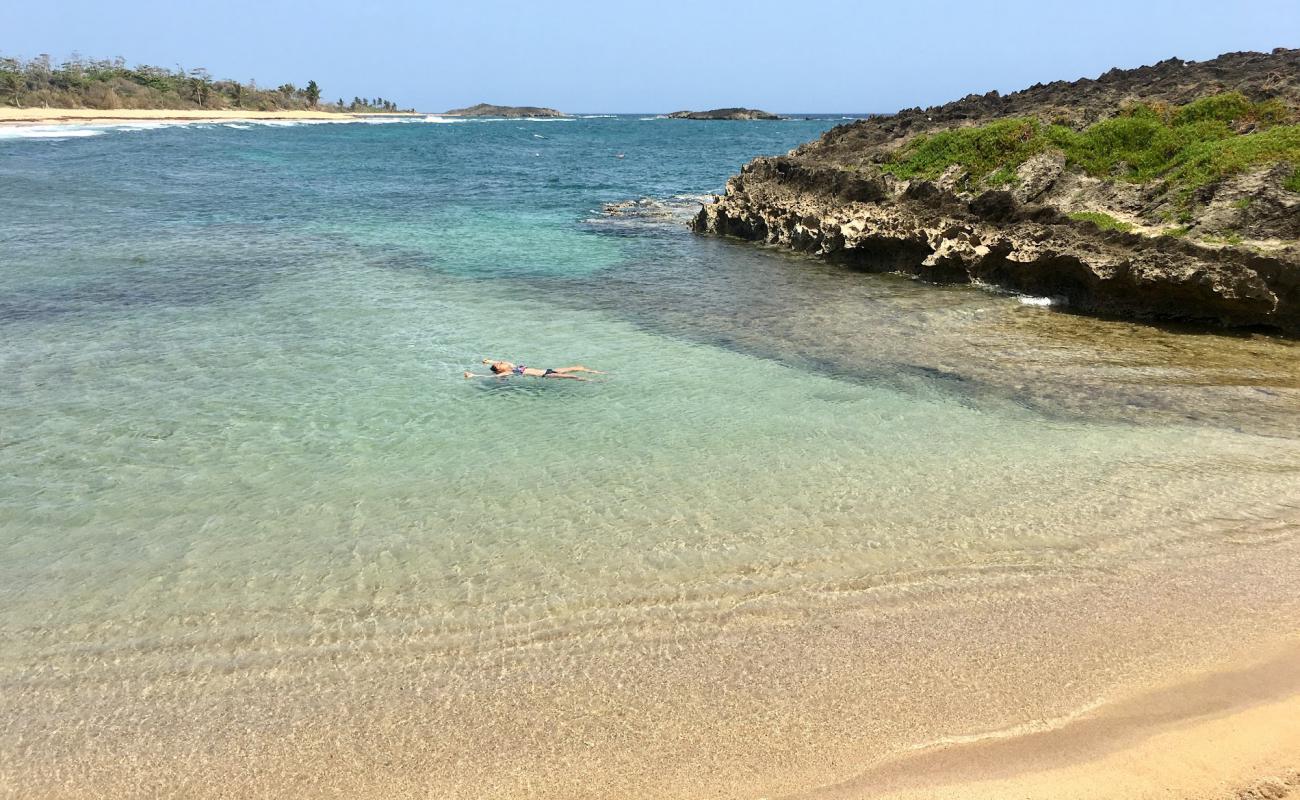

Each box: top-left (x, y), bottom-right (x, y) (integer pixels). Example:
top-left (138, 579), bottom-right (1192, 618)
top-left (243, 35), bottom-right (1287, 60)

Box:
top-left (1, 71), bottom-right (22, 107)
top-left (188, 76), bottom-right (211, 107)
top-left (305, 80), bottom-right (320, 108)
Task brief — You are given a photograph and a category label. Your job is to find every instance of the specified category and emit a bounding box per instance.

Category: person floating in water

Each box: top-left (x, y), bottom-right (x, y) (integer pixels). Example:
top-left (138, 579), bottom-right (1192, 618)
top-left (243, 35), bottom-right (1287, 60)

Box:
top-left (464, 359), bottom-right (605, 381)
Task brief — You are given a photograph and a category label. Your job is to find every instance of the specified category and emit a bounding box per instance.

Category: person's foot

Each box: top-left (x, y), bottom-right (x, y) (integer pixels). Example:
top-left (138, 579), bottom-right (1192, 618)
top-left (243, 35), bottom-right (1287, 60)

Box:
top-left (464, 371), bottom-right (473, 378)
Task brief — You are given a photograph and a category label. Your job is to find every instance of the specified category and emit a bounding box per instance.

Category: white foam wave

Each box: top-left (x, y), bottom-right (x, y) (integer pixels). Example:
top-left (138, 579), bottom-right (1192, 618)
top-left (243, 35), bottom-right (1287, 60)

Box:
top-left (0, 126), bottom-right (106, 140)
top-left (243, 118), bottom-right (351, 127)
top-left (971, 280), bottom-right (1067, 309)
top-left (1, 112), bottom-right (564, 141)
top-left (118, 121), bottom-right (199, 132)
top-left (1018, 295), bottom-right (1061, 307)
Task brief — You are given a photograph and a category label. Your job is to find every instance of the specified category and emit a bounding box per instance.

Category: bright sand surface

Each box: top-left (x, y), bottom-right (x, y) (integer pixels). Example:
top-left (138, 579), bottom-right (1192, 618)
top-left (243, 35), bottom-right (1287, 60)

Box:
top-left (0, 107), bottom-right (422, 125)
top-left (809, 643), bottom-right (1300, 800)
top-left (8, 537), bottom-right (1298, 799)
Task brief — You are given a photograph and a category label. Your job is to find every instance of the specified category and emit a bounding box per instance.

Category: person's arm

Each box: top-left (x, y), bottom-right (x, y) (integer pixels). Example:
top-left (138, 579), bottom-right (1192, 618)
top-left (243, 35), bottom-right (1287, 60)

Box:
top-left (464, 371), bottom-right (508, 379)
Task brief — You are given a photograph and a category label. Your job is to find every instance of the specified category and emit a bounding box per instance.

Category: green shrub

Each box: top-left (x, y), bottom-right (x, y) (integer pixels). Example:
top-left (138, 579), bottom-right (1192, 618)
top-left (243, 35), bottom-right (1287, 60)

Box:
top-left (1172, 92), bottom-right (1254, 126)
top-left (1284, 166), bottom-right (1300, 193)
top-left (1067, 211), bottom-right (1135, 232)
top-left (882, 93), bottom-right (1300, 201)
top-left (1252, 99), bottom-right (1292, 127)
top-left (879, 118), bottom-right (1044, 186)
top-left (1166, 124), bottom-right (1300, 195)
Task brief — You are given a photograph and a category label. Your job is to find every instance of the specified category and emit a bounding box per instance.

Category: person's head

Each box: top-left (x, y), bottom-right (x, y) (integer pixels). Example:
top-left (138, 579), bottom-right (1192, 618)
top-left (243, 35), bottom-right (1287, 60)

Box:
top-left (489, 361), bottom-right (510, 374)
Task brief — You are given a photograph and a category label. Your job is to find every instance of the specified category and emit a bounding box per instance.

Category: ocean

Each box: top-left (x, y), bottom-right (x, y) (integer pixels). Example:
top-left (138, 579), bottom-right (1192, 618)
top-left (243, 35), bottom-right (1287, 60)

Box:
top-left (2, 115), bottom-right (1299, 798)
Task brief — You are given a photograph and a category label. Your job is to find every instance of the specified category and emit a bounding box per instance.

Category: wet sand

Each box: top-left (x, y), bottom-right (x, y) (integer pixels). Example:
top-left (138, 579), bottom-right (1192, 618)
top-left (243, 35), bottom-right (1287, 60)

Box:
top-left (809, 645), bottom-right (1300, 800)
top-left (5, 531), bottom-right (1298, 799)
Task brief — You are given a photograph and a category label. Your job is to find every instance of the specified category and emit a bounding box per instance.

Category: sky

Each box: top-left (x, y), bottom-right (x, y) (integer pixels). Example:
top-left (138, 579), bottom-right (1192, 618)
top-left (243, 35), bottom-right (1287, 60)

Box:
top-left (8, 0), bottom-right (1298, 113)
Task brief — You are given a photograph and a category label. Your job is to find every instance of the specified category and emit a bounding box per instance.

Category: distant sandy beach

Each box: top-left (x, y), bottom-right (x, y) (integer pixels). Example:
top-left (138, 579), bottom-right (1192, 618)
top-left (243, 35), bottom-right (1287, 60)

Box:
top-left (0, 107), bottom-right (423, 126)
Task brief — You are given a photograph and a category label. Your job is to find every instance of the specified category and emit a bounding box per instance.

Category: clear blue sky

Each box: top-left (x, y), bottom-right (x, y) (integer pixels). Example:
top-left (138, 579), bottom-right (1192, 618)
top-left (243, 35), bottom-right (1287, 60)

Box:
top-left (9, 0), bottom-right (1298, 113)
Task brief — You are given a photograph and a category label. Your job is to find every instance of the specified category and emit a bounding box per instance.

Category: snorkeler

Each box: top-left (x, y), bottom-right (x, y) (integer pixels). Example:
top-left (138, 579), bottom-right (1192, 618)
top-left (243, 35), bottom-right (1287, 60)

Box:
top-left (464, 359), bottom-right (605, 381)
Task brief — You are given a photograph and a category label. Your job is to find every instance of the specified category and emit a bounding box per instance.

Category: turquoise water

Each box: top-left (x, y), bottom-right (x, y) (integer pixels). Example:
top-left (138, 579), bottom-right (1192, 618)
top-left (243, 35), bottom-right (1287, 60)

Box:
top-left (3, 117), bottom-right (1300, 798)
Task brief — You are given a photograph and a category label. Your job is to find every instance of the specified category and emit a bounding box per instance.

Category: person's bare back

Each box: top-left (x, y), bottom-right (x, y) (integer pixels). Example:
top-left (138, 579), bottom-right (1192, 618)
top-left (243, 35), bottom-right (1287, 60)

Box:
top-left (463, 359), bottom-right (605, 381)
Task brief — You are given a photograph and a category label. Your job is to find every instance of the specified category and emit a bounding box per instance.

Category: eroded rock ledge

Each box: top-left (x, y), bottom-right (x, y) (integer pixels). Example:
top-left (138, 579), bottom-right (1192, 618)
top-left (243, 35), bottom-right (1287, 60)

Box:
top-left (691, 49), bottom-right (1300, 333)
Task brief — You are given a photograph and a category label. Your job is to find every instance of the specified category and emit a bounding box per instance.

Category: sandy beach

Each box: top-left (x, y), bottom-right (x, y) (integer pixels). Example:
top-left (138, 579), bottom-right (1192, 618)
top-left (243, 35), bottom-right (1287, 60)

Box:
top-left (816, 644), bottom-right (1300, 800)
top-left (0, 107), bottom-right (423, 126)
top-left (5, 523), bottom-right (1298, 799)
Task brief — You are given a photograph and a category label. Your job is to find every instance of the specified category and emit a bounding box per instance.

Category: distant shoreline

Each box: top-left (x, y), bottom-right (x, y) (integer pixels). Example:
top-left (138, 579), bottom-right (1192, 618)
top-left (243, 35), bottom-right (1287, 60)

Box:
top-left (0, 108), bottom-right (424, 127)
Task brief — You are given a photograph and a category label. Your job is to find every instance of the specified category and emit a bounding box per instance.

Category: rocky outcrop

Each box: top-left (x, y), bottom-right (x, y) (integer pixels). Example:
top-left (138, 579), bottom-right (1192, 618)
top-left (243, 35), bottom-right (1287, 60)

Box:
top-left (692, 49), bottom-right (1300, 333)
top-left (443, 103), bottom-right (568, 118)
top-left (696, 158), bottom-right (1299, 330)
top-left (668, 108), bottom-right (783, 120)
top-left (794, 49), bottom-right (1300, 164)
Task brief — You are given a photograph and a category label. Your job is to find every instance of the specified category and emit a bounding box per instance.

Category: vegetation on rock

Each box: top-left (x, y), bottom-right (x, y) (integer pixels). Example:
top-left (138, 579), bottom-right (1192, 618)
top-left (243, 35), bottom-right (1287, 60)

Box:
top-left (1067, 211), bottom-right (1135, 232)
top-left (443, 103), bottom-right (567, 118)
top-left (0, 53), bottom-right (409, 112)
top-left (879, 92), bottom-right (1298, 203)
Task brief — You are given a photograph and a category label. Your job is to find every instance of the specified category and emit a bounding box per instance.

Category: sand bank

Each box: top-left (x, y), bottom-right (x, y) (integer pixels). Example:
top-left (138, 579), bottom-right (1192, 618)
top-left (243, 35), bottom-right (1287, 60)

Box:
top-left (802, 642), bottom-right (1300, 800)
top-left (0, 107), bottom-right (422, 125)
top-left (6, 536), bottom-right (1299, 800)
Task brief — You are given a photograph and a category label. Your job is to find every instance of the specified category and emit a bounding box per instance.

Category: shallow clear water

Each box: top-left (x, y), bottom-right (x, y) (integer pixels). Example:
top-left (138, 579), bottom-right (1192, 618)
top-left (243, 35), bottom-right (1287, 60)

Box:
top-left (2, 117), bottom-right (1300, 798)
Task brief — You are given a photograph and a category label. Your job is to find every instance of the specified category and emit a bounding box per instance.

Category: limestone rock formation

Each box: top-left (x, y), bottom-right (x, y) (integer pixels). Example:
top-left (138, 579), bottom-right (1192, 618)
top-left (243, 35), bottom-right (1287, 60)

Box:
top-left (692, 49), bottom-right (1300, 333)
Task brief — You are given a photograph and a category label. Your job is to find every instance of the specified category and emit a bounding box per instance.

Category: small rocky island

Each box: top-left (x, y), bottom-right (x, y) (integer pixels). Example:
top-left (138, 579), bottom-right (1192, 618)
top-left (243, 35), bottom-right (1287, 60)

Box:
top-left (668, 108), bottom-right (783, 120)
top-left (693, 48), bottom-right (1300, 333)
top-left (443, 103), bottom-right (568, 118)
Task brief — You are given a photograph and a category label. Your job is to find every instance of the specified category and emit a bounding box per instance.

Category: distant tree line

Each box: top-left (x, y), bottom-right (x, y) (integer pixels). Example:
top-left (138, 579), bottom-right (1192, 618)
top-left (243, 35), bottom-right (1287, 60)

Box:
top-left (0, 53), bottom-right (411, 113)
top-left (340, 96), bottom-right (402, 112)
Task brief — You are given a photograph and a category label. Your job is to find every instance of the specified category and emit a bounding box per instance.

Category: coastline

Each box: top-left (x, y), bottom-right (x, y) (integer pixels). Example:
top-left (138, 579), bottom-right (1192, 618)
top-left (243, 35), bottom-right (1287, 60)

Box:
top-left (5, 527), bottom-right (1299, 799)
top-left (0, 107), bottom-right (424, 126)
top-left (800, 643), bottom-right (1300, 800)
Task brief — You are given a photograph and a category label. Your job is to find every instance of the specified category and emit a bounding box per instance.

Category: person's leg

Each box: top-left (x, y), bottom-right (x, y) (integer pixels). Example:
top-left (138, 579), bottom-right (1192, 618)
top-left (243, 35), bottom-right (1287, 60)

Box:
top-left (544, 372), bottom-right (587, 380)
top-left (552, 365), bottom-right (604, 374)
